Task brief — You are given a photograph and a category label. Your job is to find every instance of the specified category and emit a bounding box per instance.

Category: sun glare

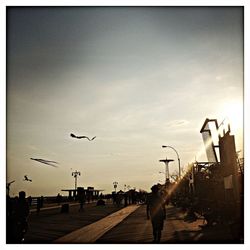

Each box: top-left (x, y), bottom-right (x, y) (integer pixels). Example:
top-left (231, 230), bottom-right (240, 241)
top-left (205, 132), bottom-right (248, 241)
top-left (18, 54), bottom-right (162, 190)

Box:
top-left (217, 100), bottom-right (243, 134)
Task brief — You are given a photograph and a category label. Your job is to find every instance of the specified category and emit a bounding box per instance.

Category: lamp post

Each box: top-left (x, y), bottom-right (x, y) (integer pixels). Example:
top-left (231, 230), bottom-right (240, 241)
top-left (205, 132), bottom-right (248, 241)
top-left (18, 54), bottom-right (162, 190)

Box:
top-left (113, 181), bottom-right (118, 193)
top-left (159, 158), bottom-right (174, 186)
top-left (6, 180), bottom-right (15, 196)
top-left (72, 170), bottom-right (81, 190)
top-left (162, 145), bottom-right (181, 179)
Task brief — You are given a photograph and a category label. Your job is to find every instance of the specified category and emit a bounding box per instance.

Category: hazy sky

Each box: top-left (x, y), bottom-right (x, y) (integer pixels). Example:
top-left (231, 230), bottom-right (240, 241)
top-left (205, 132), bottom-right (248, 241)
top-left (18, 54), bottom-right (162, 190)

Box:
top-left (7, 7), bottom-right (243, 196)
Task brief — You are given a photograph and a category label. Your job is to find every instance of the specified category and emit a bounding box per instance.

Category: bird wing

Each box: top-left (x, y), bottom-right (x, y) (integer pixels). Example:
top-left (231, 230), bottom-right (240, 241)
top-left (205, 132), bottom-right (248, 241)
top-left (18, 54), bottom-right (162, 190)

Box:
top-left (91, 136), bottom-right (96, 141)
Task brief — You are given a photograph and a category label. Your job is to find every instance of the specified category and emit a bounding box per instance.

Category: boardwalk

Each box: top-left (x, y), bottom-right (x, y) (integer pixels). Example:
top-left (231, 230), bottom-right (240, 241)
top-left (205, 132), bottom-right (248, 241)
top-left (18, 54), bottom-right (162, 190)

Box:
top-left (97, 205), bottom-right (204, 243)
top-left (25, 201), bottom-right (122, 243)
top-left (55, 204), bottom-right (139, 243)
top-left (97, 205), bottom-right (236, 243)
top-left (23, 202), bottom-right (236, 243)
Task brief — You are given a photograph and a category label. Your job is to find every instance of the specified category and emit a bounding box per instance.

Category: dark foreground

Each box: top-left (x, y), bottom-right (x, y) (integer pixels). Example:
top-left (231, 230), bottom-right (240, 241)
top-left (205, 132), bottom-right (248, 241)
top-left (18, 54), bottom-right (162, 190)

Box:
top-left (18, 202), bottom-right (242, 243)
top-left (25, 201), bottom-right (121, 243)
top-left (97, 205), bottom-right (240, 243)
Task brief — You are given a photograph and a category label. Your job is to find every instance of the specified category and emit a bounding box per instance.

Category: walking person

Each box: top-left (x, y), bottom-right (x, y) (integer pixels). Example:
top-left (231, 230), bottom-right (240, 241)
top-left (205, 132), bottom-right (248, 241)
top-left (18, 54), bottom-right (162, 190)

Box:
top-left (77, 187), bottom-right (85, 212)
top-left (56, 193), bottom-right (62, 205)
top-left (6, 195), bottom-right (14, 243)
top-left (12, 191), bottom-right (30, 242)
top-left (147, 185), bottom-right (166, 243)
top-left (40, 196), bottom-right (44, 208)
top-left (36, 197), bottom-right (41, 214)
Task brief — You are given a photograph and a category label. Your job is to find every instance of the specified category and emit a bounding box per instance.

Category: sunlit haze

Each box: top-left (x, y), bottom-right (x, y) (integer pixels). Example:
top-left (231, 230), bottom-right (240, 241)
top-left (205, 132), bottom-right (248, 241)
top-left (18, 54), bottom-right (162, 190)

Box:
top-left (7, 7), bottom-right (243, 197)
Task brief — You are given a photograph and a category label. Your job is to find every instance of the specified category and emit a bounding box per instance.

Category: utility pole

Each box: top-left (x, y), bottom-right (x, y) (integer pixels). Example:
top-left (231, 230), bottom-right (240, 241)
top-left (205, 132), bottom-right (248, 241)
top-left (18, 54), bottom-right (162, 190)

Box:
top-left (72, 170), bottom-right (81, 190)
top-left (113, 181), bottom-right (118, 193)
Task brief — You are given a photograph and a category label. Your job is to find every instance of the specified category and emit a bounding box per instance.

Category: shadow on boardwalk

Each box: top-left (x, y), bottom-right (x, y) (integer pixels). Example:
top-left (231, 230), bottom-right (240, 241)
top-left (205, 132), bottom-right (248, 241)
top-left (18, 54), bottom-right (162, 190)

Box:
top-left (21, 202), bottom-right (241, 244)
top-left (97, 205), bottom-right (239, 244)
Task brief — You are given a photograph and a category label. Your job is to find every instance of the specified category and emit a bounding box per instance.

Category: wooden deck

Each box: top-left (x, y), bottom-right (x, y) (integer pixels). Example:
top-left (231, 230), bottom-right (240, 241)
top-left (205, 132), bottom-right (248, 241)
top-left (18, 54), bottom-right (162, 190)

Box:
top-left (24, 201), bottom-right (123, 243)
top-left (24, 203), bottom-right (237, 243)
top-left (55, 204), bottom-right (140, 243)
top-left (97, 205), bottom-right (235, 243)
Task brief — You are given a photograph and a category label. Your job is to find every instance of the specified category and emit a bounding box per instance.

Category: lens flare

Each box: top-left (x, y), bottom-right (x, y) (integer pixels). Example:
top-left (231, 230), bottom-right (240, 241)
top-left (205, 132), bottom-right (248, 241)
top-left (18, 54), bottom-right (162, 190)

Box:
top-left (217, 100), bottom-right (243, 134)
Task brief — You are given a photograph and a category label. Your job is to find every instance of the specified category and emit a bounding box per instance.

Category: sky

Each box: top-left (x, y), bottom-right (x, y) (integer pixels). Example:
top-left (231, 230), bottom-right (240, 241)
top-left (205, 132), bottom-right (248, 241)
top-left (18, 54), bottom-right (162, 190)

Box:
top-left (6, 7), bottom-right (244, 196)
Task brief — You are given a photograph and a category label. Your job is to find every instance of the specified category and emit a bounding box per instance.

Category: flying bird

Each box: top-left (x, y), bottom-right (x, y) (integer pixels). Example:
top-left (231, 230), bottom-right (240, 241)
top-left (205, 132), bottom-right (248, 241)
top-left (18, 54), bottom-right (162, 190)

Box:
top-left (70, 133), bottom-right (96, 141)
top-left (23, 175), bottom-right (32, 182)
top-left (30, 158), bottom-right (59, 167)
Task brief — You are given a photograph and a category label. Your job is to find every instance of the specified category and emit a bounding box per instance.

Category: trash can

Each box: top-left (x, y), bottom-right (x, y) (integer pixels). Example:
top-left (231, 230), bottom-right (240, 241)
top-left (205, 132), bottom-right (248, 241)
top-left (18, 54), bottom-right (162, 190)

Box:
top-left (61, 203), bottom-right (69, 213)
top-left (96, 199), bottom-right (105, 206)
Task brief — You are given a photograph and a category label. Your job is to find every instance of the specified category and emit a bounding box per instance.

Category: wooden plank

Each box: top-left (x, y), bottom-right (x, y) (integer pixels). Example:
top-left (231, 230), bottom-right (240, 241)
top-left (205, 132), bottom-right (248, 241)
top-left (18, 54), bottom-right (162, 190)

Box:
top-left (54, 205), bottom-right (140, 243)
top-left (25, 202), bottom-right (123, 243)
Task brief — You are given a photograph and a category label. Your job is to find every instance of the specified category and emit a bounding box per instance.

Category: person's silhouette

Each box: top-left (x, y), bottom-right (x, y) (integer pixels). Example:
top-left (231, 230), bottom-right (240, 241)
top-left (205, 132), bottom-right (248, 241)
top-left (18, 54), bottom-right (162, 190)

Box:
top-left (77, 188), bottom-right (85, 212)
top-left (12, 191), bottom-right (30, 242)
top-left (36, 197), bottom-right (41, 214)
top-left (146, 185), bottom-right (166, 243)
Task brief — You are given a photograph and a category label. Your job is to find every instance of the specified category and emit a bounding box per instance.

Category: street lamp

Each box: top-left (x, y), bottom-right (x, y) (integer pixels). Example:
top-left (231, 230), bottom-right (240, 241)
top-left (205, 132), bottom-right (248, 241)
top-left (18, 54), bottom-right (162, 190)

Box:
top-left (162, 145), bottom-right (181, 179)
top-left (72, 170), bottom-right (81, 190)
top-left (113, 181), bottom-right (118, 193)
top-left (6, 180), bottom-right (15, 196)
top-left (159, 158), bottom-right (174, 186)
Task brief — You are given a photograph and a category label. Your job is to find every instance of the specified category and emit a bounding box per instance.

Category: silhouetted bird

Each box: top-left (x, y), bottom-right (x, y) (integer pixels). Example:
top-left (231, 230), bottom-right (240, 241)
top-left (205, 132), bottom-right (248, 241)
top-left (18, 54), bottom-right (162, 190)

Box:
top-left (23, 175), bottom-right (32, 182)
top-left (30, 158), bottom-right (59, 167)
top-left (70, 133), bottom-right (96, 141)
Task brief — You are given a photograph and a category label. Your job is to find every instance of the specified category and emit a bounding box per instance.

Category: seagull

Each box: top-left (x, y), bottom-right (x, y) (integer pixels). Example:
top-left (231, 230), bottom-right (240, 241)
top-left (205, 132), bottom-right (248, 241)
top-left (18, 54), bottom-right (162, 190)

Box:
top-left (23, 175), bottom-right (32, 182)
top-left (30, 158), bottom-right (59, 167)
top-left (70, 133), bottom-right (96, 141)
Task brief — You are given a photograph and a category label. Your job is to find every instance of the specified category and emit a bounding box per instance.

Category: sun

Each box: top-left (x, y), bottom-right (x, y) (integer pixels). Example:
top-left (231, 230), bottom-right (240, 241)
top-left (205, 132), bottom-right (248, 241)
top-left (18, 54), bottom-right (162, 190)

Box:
top-left (217, 100), bottom-right (243, 134)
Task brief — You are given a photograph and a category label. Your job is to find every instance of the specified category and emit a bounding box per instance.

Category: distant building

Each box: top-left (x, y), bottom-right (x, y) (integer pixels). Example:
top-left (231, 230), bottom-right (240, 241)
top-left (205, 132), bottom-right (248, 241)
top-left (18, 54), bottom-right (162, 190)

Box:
top-left (61, 186), bottom-right (104, 199)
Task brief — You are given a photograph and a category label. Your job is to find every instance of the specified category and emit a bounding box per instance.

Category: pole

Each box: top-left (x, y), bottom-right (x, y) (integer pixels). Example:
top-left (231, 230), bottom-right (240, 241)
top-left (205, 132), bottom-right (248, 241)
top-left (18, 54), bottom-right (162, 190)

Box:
top-left (165, 162), bottom-right (168, 183)
top-left (6, 181), bottom-right (15, 196)
top-left (113, 181), bottom-right (118, 193)
top-left (72, 170), bottom-right (81, 190)
top-left (159, 159), bottom-right (174, 187)
top-left (178, 157), bottom-right (181, 179)
top-left (162, 145), bottom-right (181, 179)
